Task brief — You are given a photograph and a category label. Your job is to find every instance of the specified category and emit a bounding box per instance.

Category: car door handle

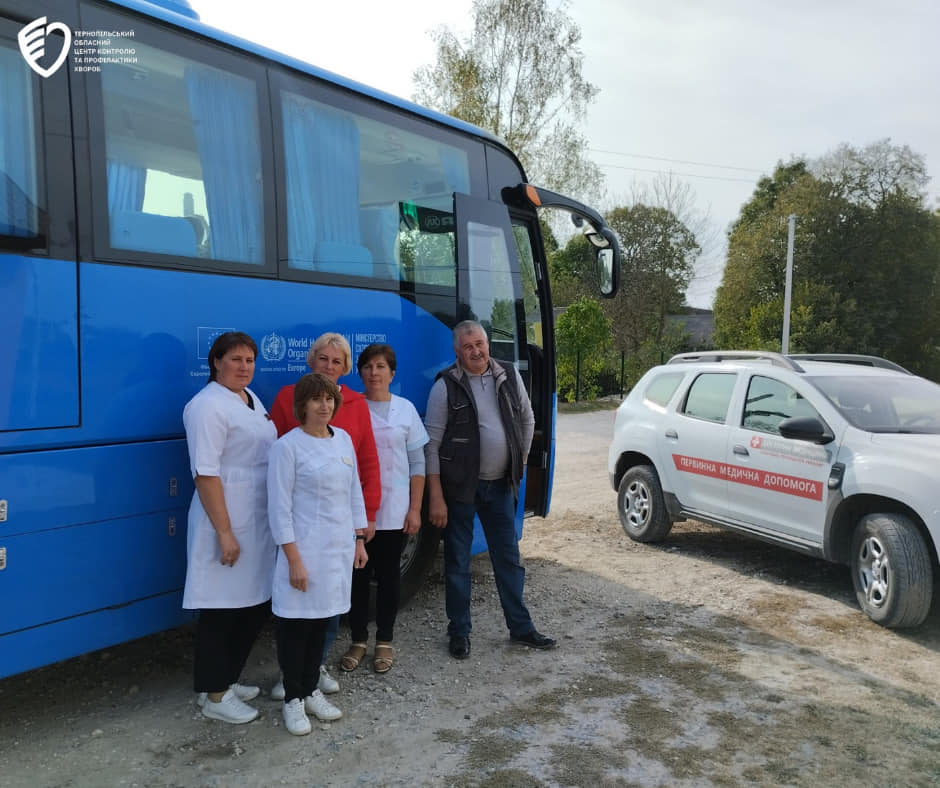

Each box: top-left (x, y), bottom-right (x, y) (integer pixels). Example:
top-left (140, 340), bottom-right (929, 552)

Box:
top-left (733, 445), bottom-right (749, 456)
top-left (665, 429), bottom-right (678, 439)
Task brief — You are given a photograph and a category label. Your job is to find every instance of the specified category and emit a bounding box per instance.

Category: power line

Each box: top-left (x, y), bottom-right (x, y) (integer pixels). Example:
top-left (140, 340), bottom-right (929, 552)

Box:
top-left (595, 161), bottom-right (757, 184)
top-left (588, 147), bottom-right (764, 174)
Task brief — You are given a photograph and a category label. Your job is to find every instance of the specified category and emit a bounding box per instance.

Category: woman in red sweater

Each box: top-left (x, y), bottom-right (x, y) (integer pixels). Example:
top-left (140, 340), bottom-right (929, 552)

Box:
top-left (269, 332), bottom-right (380, 699)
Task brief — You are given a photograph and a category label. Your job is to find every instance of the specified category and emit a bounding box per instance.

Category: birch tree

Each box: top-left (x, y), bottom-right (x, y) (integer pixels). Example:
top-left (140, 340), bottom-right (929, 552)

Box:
top-left (413, 0), bottom-right (602, 199)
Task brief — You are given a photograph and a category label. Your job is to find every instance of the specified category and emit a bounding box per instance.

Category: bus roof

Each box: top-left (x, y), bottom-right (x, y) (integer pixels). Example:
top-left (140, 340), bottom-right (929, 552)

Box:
top-left (105, 0), bottom-right (510, 152)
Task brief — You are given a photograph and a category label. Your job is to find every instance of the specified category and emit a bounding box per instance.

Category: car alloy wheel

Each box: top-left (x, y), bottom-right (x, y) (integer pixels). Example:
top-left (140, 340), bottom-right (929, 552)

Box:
top-left (855, 534), bottom-right (890, 610)
top-left (623, 478), bottom-right (651, 529)
top-left (617, 465), bottom-right (672, 543)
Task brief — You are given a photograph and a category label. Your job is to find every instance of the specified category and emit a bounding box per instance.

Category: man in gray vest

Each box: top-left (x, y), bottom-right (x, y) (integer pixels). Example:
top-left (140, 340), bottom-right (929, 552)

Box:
top-left (425, 320), bottom-right (556, 659)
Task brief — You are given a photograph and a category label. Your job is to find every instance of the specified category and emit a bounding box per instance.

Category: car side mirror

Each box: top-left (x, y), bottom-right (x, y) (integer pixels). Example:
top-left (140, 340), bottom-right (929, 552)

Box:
top-left (778, 416), bottom-right (834, 444)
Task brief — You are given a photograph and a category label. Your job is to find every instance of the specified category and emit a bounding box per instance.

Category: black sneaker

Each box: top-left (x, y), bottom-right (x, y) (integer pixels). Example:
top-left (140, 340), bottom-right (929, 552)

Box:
top-left (511, 630), bottom-right (557, 650)
top-left (449, 635), bottom-right (471, 660)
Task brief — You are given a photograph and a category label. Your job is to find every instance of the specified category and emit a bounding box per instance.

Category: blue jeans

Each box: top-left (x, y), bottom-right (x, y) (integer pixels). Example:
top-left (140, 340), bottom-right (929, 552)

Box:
top-left (443, 478), bottom-right (534, 639)
top-left (320, 614), bottom-right (339, 666)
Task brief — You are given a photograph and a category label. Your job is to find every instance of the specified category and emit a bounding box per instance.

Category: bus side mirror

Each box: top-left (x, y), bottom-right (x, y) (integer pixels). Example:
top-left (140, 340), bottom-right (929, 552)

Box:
top-left (597, 248), bottom-right (614, 298)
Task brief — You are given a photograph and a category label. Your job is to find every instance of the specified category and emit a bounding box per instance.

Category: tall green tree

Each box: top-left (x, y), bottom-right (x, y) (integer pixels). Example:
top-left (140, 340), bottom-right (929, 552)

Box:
top-left (555, 296), bottom-right (610, 400)
top-left (714, 142), bottom-right (940, 377)
top-left (549, 203), bottom-right (699, 395)
top-left (413, 0), bottom-right (602, 198)
top-left (551, 205), bottom-right (699, 346)
top-left (605, 204), bottom-right (699, 356)
top-left (548, 233), bottom-right (595, 306)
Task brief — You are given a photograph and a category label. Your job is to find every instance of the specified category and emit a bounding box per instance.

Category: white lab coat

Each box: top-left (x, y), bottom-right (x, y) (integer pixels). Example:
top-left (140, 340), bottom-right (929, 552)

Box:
top-left (368, 395), bottom-right (429, 532)
top-left (182, 382), bottom-right (277, 610)
top-left (266, 426), bottom-right (367, 619)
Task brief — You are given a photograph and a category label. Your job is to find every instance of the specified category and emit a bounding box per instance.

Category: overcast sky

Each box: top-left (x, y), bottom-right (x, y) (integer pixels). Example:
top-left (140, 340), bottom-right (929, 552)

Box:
top-left (190, 0), bottom-right (940, 308)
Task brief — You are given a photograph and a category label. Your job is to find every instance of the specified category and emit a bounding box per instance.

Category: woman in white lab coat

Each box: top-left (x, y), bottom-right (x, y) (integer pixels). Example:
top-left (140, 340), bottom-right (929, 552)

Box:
top-left (267, 373), bottom-right (369, 735)
top-left (182, 331), bottom-right (276, 725)
top-left (343, 343), bottom-right (428, 675)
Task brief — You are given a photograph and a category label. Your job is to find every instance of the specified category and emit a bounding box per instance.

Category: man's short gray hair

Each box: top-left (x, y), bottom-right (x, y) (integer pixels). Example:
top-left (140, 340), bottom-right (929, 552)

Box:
top-left (452, 320), bottom-right (487, 347)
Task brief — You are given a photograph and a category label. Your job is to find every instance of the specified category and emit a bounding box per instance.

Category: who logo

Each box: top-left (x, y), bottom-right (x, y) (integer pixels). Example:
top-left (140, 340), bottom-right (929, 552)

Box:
top-left (18, 17), bottom-right (72, 78)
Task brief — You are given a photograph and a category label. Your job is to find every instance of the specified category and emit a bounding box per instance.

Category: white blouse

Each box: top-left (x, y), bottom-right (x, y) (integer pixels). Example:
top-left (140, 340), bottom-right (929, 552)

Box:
top-left (182, 382), bottom-right (276, 610)
top-left (267, 426), bottom-right (367, 618)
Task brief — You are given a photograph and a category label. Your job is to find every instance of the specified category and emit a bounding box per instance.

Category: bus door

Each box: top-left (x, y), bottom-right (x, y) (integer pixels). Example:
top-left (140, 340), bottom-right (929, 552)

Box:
top-left (453, 193), bottom-right (553, 517)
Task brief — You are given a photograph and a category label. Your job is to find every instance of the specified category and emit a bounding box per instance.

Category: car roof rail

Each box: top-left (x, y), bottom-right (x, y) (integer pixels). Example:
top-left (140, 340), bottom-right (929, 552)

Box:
top-left (667, 350), bottom-right (805, 372)
top-left (788, 353), bottom-right (912, 374)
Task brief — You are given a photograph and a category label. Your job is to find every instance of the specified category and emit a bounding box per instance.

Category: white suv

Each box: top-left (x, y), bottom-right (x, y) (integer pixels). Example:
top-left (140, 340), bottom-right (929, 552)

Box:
top-left (607, 351), bottom-right (940, 628)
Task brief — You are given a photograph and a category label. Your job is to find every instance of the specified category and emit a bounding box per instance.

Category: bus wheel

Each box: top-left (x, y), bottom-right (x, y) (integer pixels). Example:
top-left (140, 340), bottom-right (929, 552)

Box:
top-left (399, 525), bottom-right (442, 604)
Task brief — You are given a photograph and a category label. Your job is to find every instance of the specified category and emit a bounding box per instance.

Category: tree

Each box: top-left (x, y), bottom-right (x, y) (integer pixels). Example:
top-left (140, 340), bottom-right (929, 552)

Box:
top-left (728, 160), bottom-right (810, 237)
top-left (630, 174), bottom-right (720, 301)
top-left (549, 193), bottom-right (701, 395)
top-left (413, 0), bottom-right (602, 199)
top-left (714, 143), bottom-right (940, 378)
top-left (605, 203), bottom-right (699, 356)
top-left (714, 161), bottom-right (818, 348)
top-left (548, 233), bottom-right (596, 306)
top-left (813, 138), bottom-right (929, 208)
top-left (555, 296), bottom-right (610, 400)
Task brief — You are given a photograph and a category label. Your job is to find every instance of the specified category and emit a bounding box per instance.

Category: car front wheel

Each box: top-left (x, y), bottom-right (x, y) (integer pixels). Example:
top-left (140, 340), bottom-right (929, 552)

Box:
top-left (617, 465), bottom-right (672, 543)
top-left (850, 513), bottom-right (933, 628)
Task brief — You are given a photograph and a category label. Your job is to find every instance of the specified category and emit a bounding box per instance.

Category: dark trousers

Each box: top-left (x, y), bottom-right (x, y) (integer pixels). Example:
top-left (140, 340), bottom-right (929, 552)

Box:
top-left (444, 478), bottom-right (534, 638)
top-left (349, 529), bottom-right (404, 643)
top-left (193, 600), bottom-right (270, 693)
top-left (275, 616), bottom-right (328, 703)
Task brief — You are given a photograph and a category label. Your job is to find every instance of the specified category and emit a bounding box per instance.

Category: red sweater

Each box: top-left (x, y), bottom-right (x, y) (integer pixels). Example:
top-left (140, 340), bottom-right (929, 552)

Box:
top-left (270, 383), bottom-right (381, 522)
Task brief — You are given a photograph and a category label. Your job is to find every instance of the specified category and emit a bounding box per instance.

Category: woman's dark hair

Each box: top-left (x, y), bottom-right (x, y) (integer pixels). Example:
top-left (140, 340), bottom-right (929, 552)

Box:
top-left (208, 331), bottom-right (257, 383)
top-left (293, 372), bottom-right (343, 423)
top-left (357, 343), bottom-right (397, 373)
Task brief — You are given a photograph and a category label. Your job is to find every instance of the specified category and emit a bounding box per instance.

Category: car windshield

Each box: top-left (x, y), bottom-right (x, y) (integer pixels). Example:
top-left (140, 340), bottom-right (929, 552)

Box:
top-left (808, 375), bottom-right (940, 433)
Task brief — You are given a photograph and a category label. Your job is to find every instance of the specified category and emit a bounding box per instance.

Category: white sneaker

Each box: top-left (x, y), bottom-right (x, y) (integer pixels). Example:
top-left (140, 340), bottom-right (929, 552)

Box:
top-left (317, 665), bottom-right (339, 695)
top-left (197, 682), bottom-right (260, 707)
top-left (270, 677), bottom-right (285, 701)
top-left (201, 688), bottom-right (258, 724)
top-left (305, 689), bottom-right (342, 721)
top-left (282, 698), bottom-right (312, 736)
top-left (232, 682), bottom-right (260, 701)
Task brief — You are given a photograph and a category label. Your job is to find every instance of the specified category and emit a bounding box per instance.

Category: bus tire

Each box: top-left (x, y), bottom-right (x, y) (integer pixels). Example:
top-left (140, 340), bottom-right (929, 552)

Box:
top-left (399, 525), bottom-right (442, 605)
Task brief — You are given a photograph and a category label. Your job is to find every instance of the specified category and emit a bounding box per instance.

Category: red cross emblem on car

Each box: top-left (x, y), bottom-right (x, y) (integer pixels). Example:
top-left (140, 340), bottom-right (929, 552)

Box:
top-left (750, 436), bottom-right (762, 449)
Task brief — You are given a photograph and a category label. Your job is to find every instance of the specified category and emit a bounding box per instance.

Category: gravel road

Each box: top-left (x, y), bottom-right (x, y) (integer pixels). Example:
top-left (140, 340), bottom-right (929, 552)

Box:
top-left (2, 408), bottom-right (940, 787)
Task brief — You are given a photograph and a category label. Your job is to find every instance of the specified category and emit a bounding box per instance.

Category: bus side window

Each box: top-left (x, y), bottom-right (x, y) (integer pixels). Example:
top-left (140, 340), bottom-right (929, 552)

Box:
top-left (359, 204), bottom-right (400, 281)
top-left (276, 75), bottom-right (478, 287)
top-left (98, 42), bottom-right (265, 265)
top-left (0, 41), bottom-right (43, 246)
top-left (281, 95), bottom-right (373, 277)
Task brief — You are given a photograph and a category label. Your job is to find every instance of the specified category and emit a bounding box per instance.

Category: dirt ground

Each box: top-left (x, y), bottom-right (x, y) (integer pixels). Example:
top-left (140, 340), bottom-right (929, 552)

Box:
top-left (2, 408), bottom-right (940, 788)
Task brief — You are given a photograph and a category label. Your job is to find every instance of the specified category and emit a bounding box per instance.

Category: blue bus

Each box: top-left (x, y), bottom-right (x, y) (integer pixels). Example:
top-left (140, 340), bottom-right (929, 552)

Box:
top-left (0, 0), bottom-right (619, 678)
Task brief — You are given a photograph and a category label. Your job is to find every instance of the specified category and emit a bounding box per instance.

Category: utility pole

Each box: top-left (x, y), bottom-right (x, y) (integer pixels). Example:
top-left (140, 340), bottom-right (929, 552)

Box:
top-left (781, 214), bottom-right (797, 354)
